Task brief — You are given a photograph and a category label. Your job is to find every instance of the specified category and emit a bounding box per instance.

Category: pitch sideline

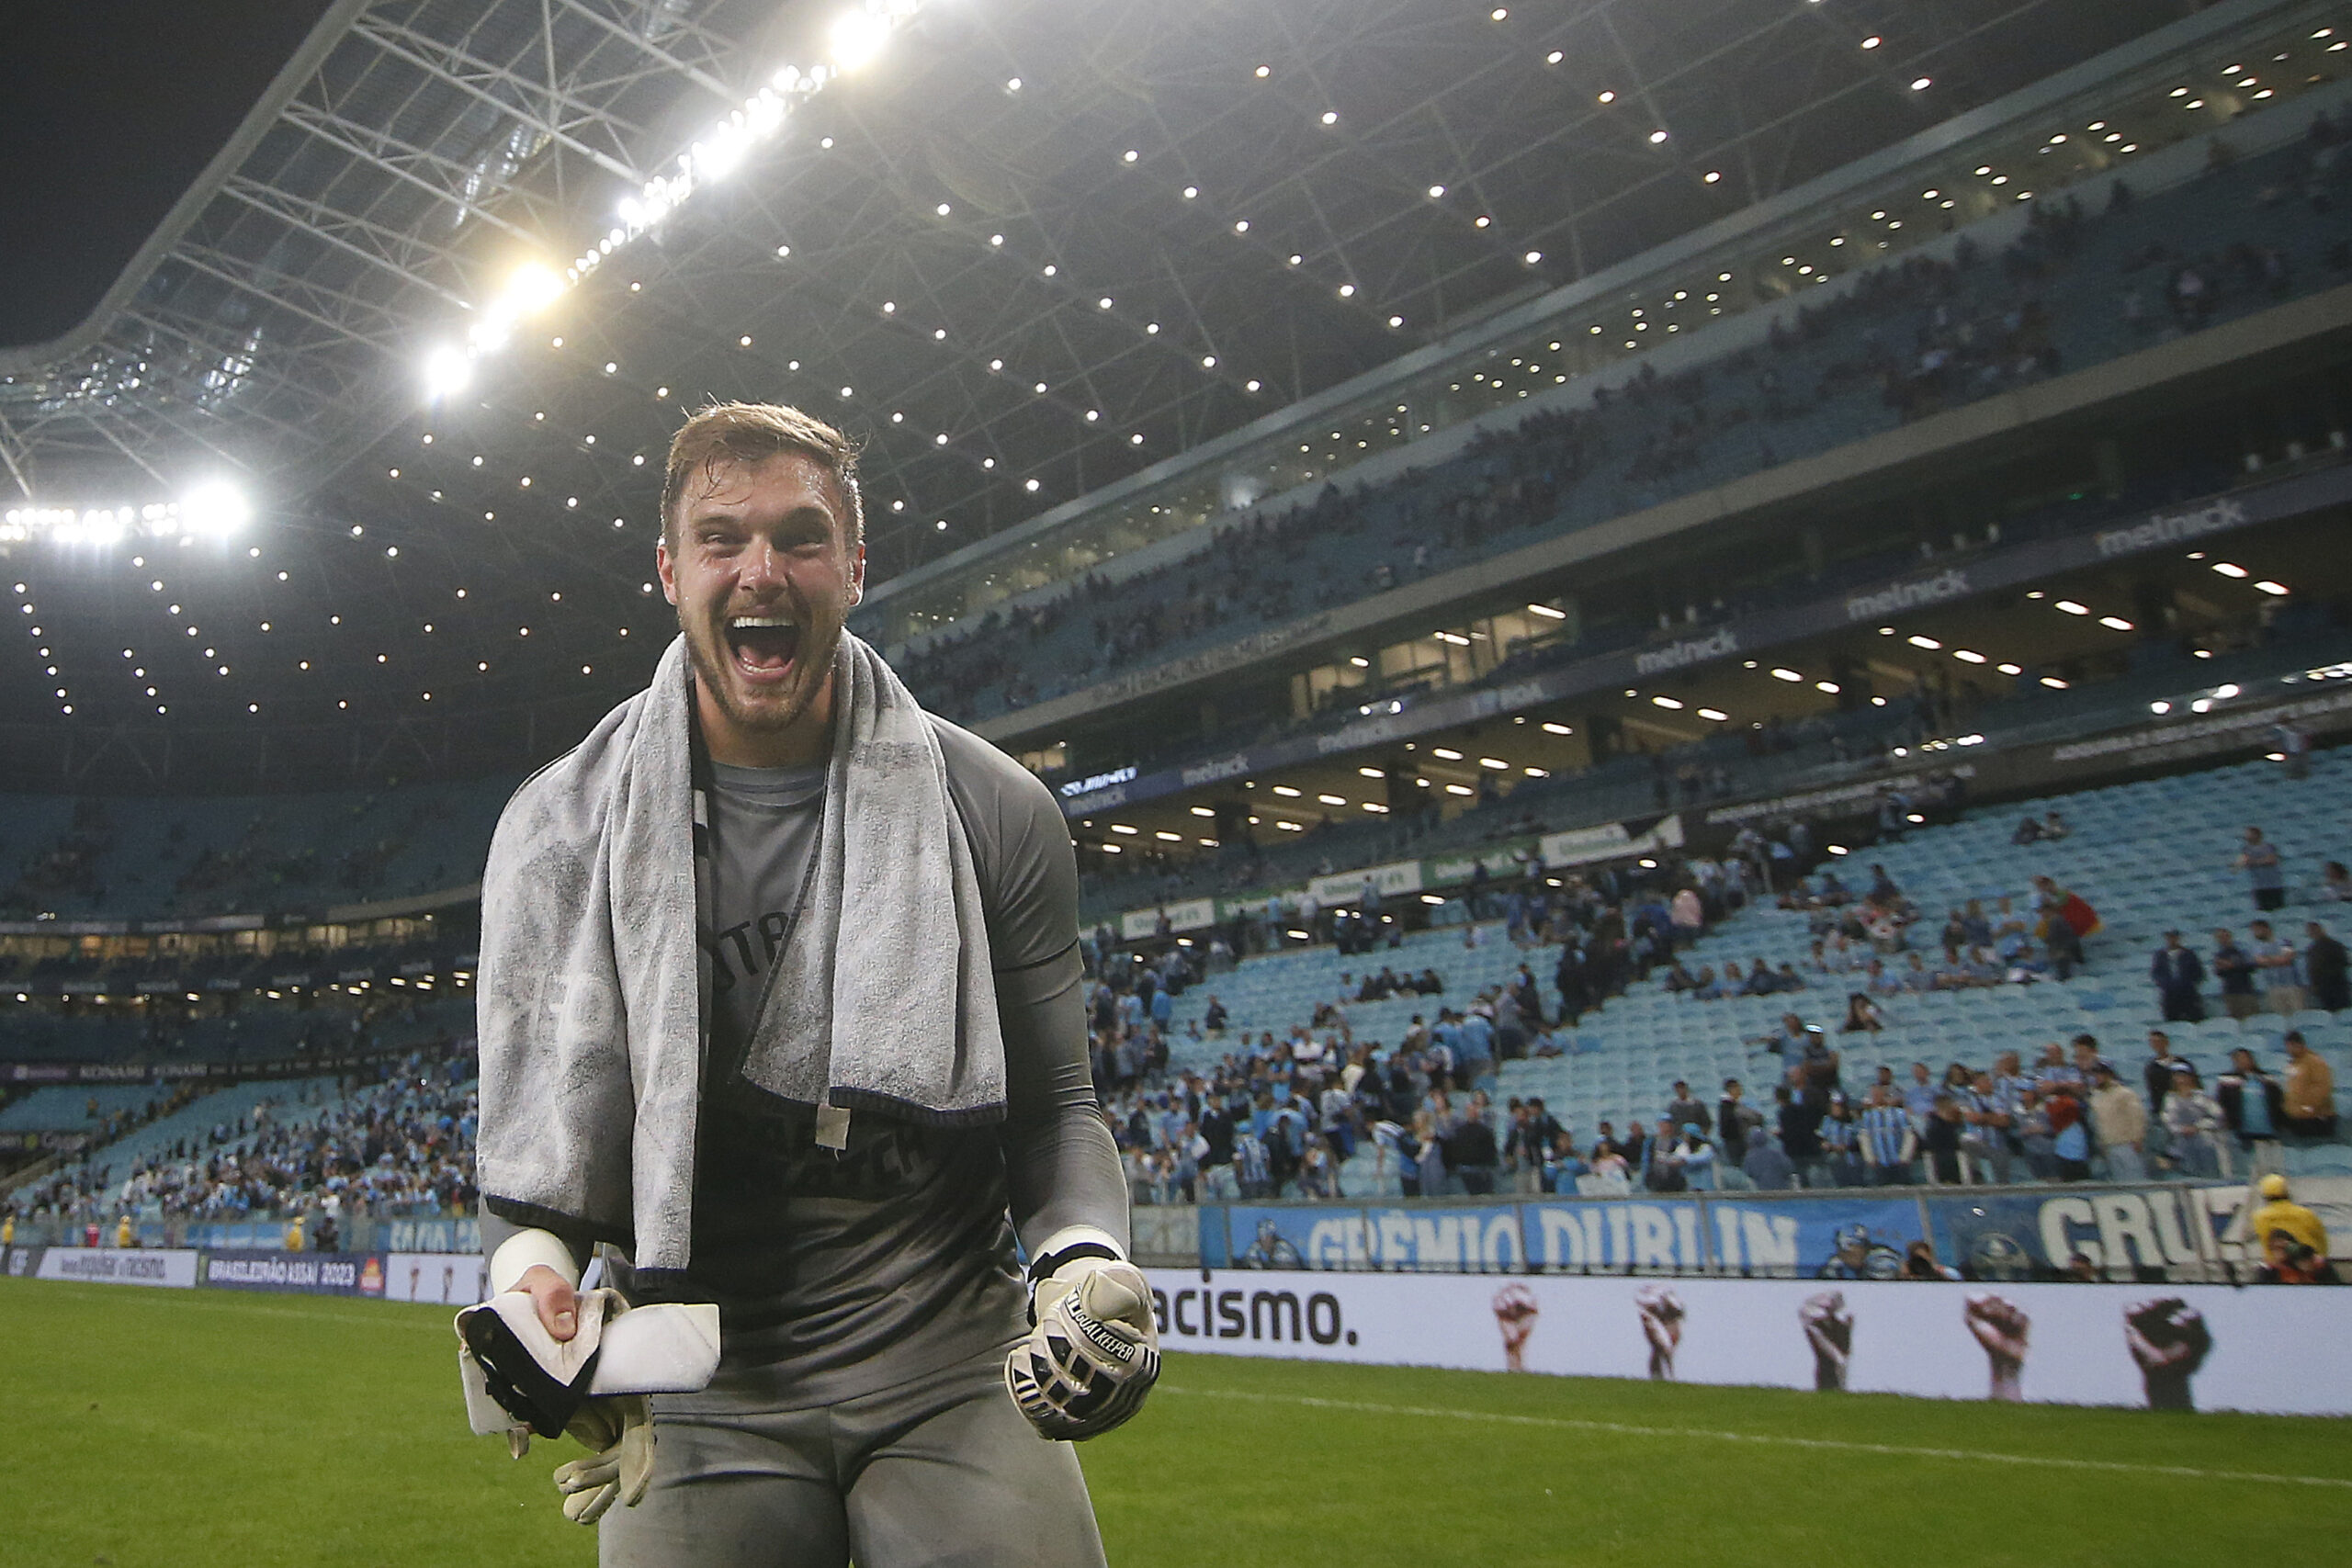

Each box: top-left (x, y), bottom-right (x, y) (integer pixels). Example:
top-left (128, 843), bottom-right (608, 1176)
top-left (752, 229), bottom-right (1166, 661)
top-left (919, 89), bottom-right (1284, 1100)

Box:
top-left (1160, 1384), bottom-right (2352, 1490)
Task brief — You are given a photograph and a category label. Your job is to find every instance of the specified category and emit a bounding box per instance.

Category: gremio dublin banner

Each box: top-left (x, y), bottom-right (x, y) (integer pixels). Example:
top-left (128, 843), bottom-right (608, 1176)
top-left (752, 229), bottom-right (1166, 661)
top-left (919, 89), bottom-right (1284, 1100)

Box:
top-left (1141, 1269), bottom-right (2352, 1416)
top-left (1197, 1184), bottom-right (2266, 1276)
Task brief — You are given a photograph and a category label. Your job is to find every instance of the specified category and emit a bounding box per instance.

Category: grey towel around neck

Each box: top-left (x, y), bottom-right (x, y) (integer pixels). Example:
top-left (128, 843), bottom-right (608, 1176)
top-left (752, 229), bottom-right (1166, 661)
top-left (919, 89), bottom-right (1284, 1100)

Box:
top-left (735, 635), bottom-right (1007, 1124)
top-left (473, 632), bottom-right (1005, 1277)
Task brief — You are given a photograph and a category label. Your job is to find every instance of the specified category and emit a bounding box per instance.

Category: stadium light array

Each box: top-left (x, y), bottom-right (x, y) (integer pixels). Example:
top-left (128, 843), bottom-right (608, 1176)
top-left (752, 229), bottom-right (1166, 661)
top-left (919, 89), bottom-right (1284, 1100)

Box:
top-left (421, 0), bottom-right (926, 401)
top-left (2, 481), bottom-right (254, 547)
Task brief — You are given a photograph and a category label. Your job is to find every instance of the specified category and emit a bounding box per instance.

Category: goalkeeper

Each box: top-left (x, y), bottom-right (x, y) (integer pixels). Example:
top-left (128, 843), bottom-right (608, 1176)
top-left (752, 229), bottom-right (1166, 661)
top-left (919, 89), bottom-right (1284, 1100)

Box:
top-left (472, 402), bottom-right (1152, 1567)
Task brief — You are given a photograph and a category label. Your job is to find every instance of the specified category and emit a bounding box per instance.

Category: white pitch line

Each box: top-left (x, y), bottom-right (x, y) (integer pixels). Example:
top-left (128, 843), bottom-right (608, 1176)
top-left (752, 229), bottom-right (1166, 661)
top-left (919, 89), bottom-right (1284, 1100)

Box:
top-left (1160, 1385), bottom-right (2352, 1490)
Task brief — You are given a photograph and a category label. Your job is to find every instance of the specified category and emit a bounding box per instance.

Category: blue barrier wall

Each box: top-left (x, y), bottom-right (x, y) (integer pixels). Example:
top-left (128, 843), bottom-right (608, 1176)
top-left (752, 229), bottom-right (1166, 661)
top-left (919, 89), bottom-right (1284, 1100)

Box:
top-left (1197, 1183), bottom-right (2255, 1278)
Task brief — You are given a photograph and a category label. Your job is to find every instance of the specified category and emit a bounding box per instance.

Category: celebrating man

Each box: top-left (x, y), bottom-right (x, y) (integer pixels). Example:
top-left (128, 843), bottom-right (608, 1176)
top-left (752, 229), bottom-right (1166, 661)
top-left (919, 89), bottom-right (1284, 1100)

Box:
top-left (471, 403), bottom-right (1151, 1565)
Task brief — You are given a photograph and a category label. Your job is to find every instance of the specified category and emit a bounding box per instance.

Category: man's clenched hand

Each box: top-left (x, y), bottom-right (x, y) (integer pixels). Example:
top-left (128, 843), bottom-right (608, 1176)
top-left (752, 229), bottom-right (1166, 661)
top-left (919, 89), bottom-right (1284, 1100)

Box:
top-left (1005, 1257), bottom-right (1159, 1442)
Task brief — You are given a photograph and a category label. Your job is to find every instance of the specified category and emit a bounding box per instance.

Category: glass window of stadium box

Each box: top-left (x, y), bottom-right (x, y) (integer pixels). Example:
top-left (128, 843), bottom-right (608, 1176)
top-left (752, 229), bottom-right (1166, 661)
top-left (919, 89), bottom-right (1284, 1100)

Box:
top-left (1295, 604), bottom-right (1577, 718)
top-left (0, 914), bottom-right (445, 972)
top-left (1015, 742), bottom-right (1068, 776)
top-left (868, 11), bottom-right (2352, 654)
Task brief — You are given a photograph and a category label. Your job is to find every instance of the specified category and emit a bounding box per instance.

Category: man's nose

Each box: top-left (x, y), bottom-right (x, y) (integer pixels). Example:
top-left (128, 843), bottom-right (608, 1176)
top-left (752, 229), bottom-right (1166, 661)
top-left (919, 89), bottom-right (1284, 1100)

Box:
top-left (737, 537), bottom-right (787, 591)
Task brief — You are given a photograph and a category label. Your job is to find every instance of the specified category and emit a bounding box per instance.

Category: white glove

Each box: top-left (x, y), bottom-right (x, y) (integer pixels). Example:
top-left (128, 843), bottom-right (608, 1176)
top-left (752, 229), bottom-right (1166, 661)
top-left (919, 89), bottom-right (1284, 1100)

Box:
top-left (458, 1274), bottom-right (716, 1527)
top-left (1004, 1238), bottom-right (1159, 1442)
top-left (552, 1393), bottom-right (655, 1524)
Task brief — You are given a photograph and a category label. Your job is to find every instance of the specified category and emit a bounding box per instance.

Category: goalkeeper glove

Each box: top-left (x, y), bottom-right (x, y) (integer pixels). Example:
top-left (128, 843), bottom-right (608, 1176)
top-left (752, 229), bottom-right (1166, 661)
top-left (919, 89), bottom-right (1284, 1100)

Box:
top-left (551, 1392), bottom-right (655, 1524)
top-left (457, 1235), bottom-right (720, 1529)
top-left (1004, 1228), bottom-right (1159, 1442)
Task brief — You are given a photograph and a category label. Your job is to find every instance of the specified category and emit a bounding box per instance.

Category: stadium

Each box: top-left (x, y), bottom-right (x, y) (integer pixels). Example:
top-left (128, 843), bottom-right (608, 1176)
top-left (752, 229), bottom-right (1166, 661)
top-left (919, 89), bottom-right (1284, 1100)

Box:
top-left (5, 0), bottom-right (2352, 1561)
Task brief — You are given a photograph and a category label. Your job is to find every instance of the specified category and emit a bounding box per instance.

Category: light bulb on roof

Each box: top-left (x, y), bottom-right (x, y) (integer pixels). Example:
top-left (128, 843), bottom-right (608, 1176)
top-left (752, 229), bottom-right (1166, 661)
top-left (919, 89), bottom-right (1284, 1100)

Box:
top-left (829, 8), bottom-right (890, 71)
top-left (503, 261), bottom-right (564, 317)
top-left (421, 344), bottom-right (472, 400)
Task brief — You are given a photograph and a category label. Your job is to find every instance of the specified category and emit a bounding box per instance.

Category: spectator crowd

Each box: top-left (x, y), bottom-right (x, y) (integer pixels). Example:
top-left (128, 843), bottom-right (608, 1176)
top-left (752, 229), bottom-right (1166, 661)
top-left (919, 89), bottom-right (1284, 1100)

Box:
top-left (11, 1043), bottom-right (478, 1237)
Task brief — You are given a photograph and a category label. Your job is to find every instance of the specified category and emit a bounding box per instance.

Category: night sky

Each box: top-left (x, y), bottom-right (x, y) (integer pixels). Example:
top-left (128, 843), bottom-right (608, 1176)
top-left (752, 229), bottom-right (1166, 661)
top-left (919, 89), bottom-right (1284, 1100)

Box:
top-left (0, 1), bottom-right (335, 349)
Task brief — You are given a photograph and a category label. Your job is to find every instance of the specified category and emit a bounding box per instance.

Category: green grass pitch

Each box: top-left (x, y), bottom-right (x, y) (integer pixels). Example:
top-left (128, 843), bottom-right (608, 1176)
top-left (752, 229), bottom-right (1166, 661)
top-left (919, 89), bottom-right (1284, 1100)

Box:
top-left (6, 1275), bottom-right (2349, 1566)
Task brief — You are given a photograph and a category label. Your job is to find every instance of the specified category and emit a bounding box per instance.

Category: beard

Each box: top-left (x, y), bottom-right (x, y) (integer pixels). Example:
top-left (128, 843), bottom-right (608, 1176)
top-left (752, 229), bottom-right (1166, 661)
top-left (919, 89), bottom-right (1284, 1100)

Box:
top-left (680, 594), bottom-right (842, 742)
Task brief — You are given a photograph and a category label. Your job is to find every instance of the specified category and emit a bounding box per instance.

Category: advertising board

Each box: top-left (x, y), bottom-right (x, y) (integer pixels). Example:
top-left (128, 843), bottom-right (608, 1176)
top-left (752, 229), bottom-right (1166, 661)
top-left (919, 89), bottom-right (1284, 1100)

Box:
top-left (1142, 1267), bottom-right (2352, 1415)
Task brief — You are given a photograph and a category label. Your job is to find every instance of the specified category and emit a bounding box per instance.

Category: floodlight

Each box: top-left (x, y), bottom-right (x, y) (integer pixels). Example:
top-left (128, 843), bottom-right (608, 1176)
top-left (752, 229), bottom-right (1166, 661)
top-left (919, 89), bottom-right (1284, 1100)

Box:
top-left (504, 261), bottom-right (564, 315)
top-left (424, 344), bottom-right (473, 400)
top-left (180, 481), bottom-right (253, 537)
top-left (831, 8), bottom-right (889, 70)
top-left (694, 123), bottom-right (750, 180)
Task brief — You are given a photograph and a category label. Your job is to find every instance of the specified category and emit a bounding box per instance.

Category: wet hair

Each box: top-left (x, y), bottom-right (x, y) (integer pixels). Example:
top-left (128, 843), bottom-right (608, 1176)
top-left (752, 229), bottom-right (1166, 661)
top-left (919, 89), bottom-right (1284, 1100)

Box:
top-left (660, 400), bottom-right (864, 549)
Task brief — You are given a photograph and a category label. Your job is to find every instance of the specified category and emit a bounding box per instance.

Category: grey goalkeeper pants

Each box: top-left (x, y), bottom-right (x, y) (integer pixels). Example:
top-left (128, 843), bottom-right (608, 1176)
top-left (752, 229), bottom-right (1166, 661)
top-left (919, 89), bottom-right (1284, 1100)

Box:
top-left (597, 1345), bottom-right (1108, 1568)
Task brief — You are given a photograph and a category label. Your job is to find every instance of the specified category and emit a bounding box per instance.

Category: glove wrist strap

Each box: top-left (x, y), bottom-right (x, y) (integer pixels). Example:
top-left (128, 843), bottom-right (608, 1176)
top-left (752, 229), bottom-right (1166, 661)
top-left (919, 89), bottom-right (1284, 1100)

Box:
top-left (1025, 1224), bottom-right (1126, 1291)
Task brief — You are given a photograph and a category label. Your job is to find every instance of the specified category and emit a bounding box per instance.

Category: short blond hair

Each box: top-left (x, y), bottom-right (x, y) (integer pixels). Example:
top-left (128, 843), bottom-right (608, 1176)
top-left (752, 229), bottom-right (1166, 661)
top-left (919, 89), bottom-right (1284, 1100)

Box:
top-left (660, 400), bottom-right (864, 548)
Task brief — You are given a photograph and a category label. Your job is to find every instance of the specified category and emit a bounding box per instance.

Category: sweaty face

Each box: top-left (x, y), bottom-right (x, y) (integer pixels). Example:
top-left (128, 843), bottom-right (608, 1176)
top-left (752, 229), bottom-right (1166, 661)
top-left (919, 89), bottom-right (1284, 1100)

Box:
top-left (658, 451), bottom-right (863, 762)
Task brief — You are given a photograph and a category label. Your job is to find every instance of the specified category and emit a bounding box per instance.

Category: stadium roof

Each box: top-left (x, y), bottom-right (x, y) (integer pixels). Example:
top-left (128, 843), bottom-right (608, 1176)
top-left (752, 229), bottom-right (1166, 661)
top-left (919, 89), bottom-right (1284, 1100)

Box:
top-left (0, 0), bottom-right (2246, 787)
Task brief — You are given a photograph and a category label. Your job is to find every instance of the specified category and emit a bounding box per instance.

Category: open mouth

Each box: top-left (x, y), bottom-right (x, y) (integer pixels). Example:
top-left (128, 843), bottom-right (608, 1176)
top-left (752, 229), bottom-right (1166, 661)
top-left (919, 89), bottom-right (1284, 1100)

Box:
top-left (724, 615), bottom-right (799, 680)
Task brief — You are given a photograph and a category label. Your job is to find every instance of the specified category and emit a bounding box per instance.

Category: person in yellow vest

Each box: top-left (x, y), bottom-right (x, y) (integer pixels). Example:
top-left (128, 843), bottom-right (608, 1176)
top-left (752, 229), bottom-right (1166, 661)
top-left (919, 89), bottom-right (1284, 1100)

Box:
top-left (2250, 1173), bottom-right (2327, 1257)
top-left (2, 1212), bottom-right (15, 1249)
top-left (285, 1213), bottom-right (306, 1253)
top-left (115, 1214), bottom-right (133, 1249)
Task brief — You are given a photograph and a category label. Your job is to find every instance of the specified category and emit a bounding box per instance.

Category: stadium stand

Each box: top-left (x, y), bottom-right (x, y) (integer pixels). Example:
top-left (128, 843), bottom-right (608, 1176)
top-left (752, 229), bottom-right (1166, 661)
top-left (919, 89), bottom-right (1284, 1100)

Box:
top-left (0, 778), bottom-right (512, 922)
top-left (10, 1040), bottom-right (476, 1234)
top-left (894, 106), bottom-right (2352, 728)
top-left (14, 1077), bottom-right (337, 1215)
top-left (1069, 632), bottom-right (2349, 925)
top-left (0, 1082), bottom-right (160, 1135)
top-left (0, 994), bottom-right (472, 1066)
top-left (4, 3), bottom-right (2349, 1266)
top-left (1101, 746), bottom-right (2352, 1203)
top-left (19, 737), bottom-right (2345, 1236)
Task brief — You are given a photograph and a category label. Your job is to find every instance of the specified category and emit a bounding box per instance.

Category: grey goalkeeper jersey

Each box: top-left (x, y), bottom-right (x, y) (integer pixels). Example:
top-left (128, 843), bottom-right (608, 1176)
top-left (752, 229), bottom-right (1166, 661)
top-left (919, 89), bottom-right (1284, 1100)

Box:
top-left (486, 716), bottom-right (1125, 1409)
